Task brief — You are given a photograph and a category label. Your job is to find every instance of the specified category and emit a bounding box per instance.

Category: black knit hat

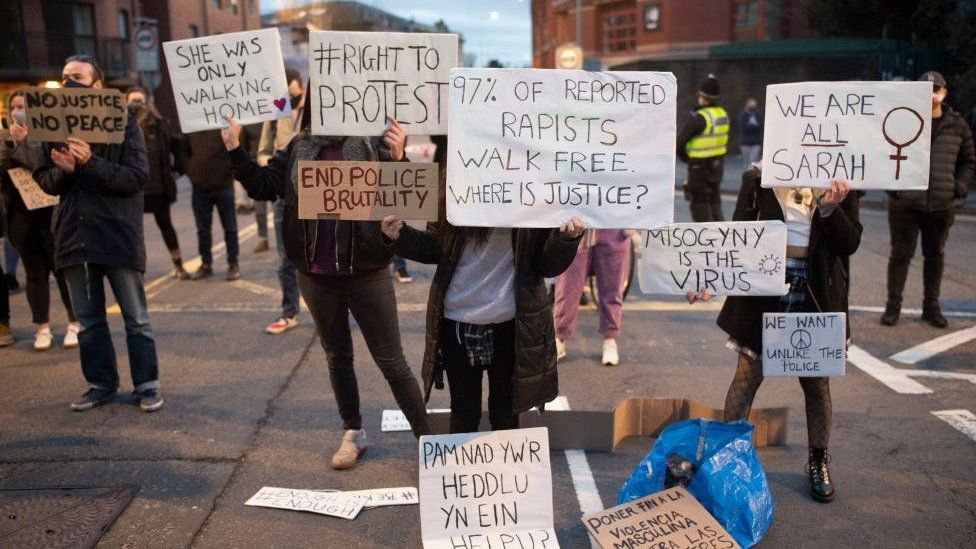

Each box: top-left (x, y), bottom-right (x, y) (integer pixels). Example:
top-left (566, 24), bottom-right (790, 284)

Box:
top-left (919, 71), bottom-right (946, 88)
top-left (699, 75), bottom-right (720, 100)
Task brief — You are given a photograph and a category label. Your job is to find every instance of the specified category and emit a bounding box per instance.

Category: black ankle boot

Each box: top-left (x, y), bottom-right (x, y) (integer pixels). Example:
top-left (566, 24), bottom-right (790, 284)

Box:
top-left (808, 447), bottom-right (835, 503)
top-left (880, 304), bottom-right (900, 326)
top-left (922, 305), bottom-right (948, 328)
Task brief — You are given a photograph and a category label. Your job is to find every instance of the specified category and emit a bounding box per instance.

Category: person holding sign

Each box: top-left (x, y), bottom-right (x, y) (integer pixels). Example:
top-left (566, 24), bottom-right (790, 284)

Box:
top-left (34, 54), bottom-right (162, 413)
top-left (220, 102), bottom-right (431, 470)
top-left (690, 167), bottom-right (862, 503)
top-left (1, 91), bottom-right (81, 351)
top-left (677, 75), bottom-right (729, 222)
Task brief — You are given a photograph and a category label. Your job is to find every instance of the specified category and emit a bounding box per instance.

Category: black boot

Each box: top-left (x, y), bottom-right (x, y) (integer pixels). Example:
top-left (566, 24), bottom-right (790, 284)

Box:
top-left (808, 447), bottom-right (835, 503)
top-left (880, 303), bottom-right (900, 326)
top-left (922, 306), bottom-right (948, 329)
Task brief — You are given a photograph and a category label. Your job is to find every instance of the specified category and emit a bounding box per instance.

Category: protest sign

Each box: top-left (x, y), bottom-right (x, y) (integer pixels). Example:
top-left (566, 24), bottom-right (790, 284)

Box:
top-left (309, 31), bottom-right (458, 135)
top-left (762, 313), bottom-right (847, 377)
top-left (419, 427), bottom-right (558, 548)
top-left (8, 168), bottom-right (58, 210)
top-left (339, 487), bottom-right (418, 509)
top-left (762, 81), bottom-right (932, 189)
top-left (245, 486), bottom-right (366, 519)
top-left (637, 221), bottom-right (788, 296)
top-left (163, 28), bottom-right (291, 133)
top-left (447, 68), bottom-right (676, 229)
top-left (296, 161), bottom-right (438, 221)
top-left (382, 409), bottom-right (450, 432)
top-left (21, 87), bottom-right (126, 144)
top-left (582, 486), bottom-right (740, 549)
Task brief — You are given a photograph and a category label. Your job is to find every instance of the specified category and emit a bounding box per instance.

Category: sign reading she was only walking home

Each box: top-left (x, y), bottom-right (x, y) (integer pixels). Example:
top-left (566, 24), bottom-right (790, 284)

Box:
top-left (638, 221), bottom-right (788, 296)
top-left (419, 427), bottom-right (558, 549)
top-left (163, 28), bottom-right (291, 133)
top-left (22, 87), bottom-right (127, 144)
top-left (297, 161), bottom-right (439, 221)
top-left (309, 31), bottom-right (458, 135)
top-left (447, 68), bottom-right (676, 229)
top-left (762, 81), bottom-right (932, 189)
top-left (762, 313), bottom-right (847, 377)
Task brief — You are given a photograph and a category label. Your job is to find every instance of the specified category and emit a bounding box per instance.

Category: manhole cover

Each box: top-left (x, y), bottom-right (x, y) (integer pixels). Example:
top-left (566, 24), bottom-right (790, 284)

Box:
top-left (0, 485), bottom-right (138, 549)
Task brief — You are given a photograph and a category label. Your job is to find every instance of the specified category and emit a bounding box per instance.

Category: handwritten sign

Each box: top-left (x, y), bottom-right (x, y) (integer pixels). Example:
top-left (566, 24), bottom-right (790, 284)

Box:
top-left (22, 87), bottom-right (127, 144)
top-left (245, 486), bottom-right (366, 519)
top-left (338, 487), bottom-right (418, 509)
top-left (762, 81), bottom-right (932, 189)
top-left (762, 313), bottom-right (847, 377)
top-left (419, 427), bottom-right (558, 548)
top-left (163, 28), bottom-right (291, 133)
top-left (297, 161), bottom-right (438, 221)
top-left (447, 68), bottom-right (676, 229)
top-left (583, 486), bottom-right (740, 549)
top-left (8, 168), bottom-right (58, 210)
top-left (382, 409), bottom-right (450, 432)
top-left (309, 31), bottom-right (458, 135)
top-left (637, 221), bottom-right (788, 296)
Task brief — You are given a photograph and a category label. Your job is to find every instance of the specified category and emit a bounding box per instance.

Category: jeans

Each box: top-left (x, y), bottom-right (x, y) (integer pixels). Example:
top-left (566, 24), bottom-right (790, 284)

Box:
top-left (442, 318), bottom-right (518, 433)
top-left (391, 255), bottom-right (407, 271)
top-left (740, 145), bottom-right (762, 166)
top-left (297, 270), bottom-right (430, 437)
top-left (255, 200), bottom-right (269, 239)
top-left (62, 264), bottom-right (159, 392)
top-left (274, 200), bottom-right (299, 318)
top-left (554, 230), bottom-right (630, 339)
top-left (191, 186), bottom-right (239, 266)
top-left (886, 204), bottom-right (955, 310)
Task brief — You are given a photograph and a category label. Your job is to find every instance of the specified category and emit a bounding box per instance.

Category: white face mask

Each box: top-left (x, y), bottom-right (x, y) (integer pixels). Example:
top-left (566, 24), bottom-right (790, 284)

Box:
top-left (933, 90), bottom-right (946, 104)
top-left (11, 108), bottom-right (25, 125)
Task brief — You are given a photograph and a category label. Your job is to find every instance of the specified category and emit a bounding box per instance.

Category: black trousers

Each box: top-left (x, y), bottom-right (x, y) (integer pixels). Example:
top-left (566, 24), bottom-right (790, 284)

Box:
top-left (442, 318), bottom-right (519, 433)
top-left (6, 207), bottom-right (75, 325)
top-left (686, 158), bottom-right (725, 222)
top-left (144, 194), bottom-right (180, 253)
top-left (886, 204), bottom-right (955, 310)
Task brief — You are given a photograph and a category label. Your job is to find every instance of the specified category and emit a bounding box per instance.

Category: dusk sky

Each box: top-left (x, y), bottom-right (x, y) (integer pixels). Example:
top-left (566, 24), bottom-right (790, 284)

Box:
top-left (260, 0), bottom-right (533, 68)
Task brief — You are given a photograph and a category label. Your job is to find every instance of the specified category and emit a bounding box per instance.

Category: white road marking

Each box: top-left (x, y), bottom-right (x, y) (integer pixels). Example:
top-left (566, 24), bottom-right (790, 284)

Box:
top-left (846, 345), bottom-right (933, 394)
top-left (899, 369), bottom-right (976, 384)
top-left (931, 409), bottom-right (976, 442)
top-left (849, 304), bottom-right (976, 319)
top-left (546, 396), bottom-right (602, 549)
top-left (889, 325), bottom-right (976, 364)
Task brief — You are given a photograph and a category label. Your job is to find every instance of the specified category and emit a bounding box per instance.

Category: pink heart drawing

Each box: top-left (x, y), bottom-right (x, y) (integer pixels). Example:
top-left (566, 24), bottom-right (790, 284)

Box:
top-left (273, 98), bottom-right (287, 111)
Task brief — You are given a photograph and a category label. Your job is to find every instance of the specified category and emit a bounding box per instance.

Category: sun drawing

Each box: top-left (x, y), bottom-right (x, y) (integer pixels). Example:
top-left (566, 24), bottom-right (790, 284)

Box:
top-left (759, 254), bottom-right (782, 276)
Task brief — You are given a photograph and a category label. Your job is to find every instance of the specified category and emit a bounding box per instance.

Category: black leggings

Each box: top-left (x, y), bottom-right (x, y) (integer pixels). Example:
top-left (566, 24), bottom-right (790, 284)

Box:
top-left (7, 208), bottom-right (75, 324)
top-left (144, 194), bottom-right (180, 252)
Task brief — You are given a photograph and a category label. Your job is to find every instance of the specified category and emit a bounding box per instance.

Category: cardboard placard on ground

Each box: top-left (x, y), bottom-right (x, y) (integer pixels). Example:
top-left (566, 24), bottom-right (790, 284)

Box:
top-left (762, 312), bottom-right (847, 377)
top-left (324, 487), bottom-right (418, 509)
top-left (8, 167), bottom-right (58, 210)
top-left (419, 427), bottom-right (558, 548)
top-left (163, 28), bottom-right (291, 133)
top-left (638, 221), bottom-right (788, 296)
top-left (308, 31), bottom-right (458, 135)
top-left (245, 486), bottom-right (366, 519)
top-left (583, 486), bottom-right (741, 549)
top-left (761, 81), bottom-right (932, 189)
top-left (382, 409), bottom-right (450, 432)
top-left (447, 68), bottom-right (676, 229)
top-left (22, 87), bottom-right (127, 144)
top-left (297, 161), bottom-right (439, 221)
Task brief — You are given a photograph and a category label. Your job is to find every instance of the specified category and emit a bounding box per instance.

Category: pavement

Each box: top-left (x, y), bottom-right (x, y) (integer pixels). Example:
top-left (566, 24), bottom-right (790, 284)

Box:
top-left (1, 173), bottom-right (974, 548)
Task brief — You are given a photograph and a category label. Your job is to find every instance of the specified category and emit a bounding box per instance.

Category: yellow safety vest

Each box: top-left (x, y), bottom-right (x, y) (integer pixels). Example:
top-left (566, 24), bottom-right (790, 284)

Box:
top-left (686, 106), bottom-right (729, 159)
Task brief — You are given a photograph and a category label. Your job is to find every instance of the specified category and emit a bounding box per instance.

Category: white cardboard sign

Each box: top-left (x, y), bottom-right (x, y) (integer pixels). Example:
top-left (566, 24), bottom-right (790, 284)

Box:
top-left (762, 81), bottom-right (932, 189)
top-left (762, 313), bottom-right (847, 377)
top-left (163, 28), bottom-right (292, 133)
top-left (8, 167), bottom-right (58, 210)
top-left (245, 486), bottom-right (366, 519)
top-left (638, 221), bottom-right (788, 296)
top-left (419, 427), bottom-right (558, 548)
top-left (447, 68), bottom-right (676, 229)
top-left (382, 409), bottom-right (450, 432)
top-left (308, 31), bottom-right (458, 135)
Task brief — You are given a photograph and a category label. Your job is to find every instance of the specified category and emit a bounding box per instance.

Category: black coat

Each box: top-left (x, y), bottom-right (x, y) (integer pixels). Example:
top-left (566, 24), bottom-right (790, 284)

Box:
top-left (141, 115), bottom-right (178, 202)
top-left (391, 224), bottom-right (581, 414)
top-left (717, 168), bottom-right (863, 354)
top-left (34, 114), bottom-right (150, 272)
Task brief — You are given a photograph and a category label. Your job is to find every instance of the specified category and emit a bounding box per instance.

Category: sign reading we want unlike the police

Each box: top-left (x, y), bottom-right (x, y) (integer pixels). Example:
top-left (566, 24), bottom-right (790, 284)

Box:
top-left (447, 68), bottom-right (676, 229)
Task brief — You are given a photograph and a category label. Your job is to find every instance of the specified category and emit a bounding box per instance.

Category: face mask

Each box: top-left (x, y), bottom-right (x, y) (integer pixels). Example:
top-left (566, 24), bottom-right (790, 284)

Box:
top-left (62, 78), bottom-right (90, 88)
top-left (290, 95), bottom-right (302, 109)
top-left (11, 109), bottom-right (25, 126)
top-left (932, 91), bottom-right (946, 104)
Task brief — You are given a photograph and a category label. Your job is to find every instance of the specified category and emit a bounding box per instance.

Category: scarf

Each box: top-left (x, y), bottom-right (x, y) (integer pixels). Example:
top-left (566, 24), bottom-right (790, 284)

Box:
top-left (289, 133), bottom-right (375, 192)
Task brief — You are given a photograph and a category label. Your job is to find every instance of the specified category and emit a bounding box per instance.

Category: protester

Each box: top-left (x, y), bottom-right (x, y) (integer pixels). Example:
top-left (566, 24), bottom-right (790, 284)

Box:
top-left (1, 91), bottom-right (81, 350)
top-left (34, 54), bottom-right (162, 412)
top-left (739, 97), bottom-right (763, 166)
top-left (0, 262), bottom-right (11, 347)
top-left (220, 99), bottom-right (431, 470)
top-left (2, 220), bottom-right (20, 293)
top-left (689, 167), bottom-right (862, 503)
top-left (184, 129), bottom-right (240, 281)
top-left (126, 87), bottom-right (189, 280)
top-left (242, 122), bottom-right (267, 252)
top-left (882, 71), bottom-right (975, 328)
top-left (554, 230), bottom-right (633, 366)
top-left (392, 255), bottom-right (413, 283)
top-left (677, 75), bottom-right (729, 222)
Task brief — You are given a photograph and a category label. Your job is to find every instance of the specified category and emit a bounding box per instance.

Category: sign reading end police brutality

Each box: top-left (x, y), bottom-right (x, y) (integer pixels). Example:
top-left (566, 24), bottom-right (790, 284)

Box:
top-left (763, 313), bottom-right (847, 377)
top-left (762, 81), bottom-right (932, 189)
top-left (448, 69), bottom-right (676, 229)
top-left (297, 161), bottom-right (438, 221)
top-left (163, 28), bottom-right (291, 133)
top-left (22, 87), bottom-right (127, 144)
top-left (419, 427), bottom-right (557, 548)
top-left (309, 31), bottom-right (457, 135)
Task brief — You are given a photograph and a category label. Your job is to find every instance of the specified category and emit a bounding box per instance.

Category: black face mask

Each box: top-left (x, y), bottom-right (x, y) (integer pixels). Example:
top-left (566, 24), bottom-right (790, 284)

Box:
top-left (62, 78), bottom-right (90, 88)
top-left (290, 94), bottom-right (302, 109)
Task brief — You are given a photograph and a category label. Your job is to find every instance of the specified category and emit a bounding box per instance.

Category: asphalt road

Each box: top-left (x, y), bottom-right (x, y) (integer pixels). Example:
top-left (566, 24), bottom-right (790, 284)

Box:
top-left (1, 170), bottom-right (974, 548)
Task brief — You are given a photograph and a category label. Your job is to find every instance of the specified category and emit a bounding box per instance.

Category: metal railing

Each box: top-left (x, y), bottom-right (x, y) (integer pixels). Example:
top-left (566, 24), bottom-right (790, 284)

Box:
top-left (0, 31), bottom-right (130, 80)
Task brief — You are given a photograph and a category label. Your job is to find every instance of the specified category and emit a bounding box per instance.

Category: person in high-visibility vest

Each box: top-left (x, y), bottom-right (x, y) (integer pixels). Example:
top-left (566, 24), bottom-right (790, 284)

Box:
top-left (677, 75), bottom-right (729, 222)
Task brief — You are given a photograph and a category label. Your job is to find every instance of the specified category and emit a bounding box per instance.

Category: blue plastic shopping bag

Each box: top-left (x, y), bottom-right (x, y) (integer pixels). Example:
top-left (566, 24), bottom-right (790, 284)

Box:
top-left (617, 419), bottom-right (774, 548)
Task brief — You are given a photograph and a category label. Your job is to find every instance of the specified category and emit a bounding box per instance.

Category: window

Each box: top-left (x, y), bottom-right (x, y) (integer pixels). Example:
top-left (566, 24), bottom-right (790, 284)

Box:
top-left (644, 3), bottom-right (661, 31)
top-left (602, 6), bottom-right (637, 54)
top-left (248, 0), bottom-right (255, 13)
top-left (212, 0), bottom-right (222, 9)
top-left (188, 25), bottom-right (199, 38)
top-left (230, 0), bottom-right (238, 15)
top-left (42, 1), bottom-right (96, 66)
top-left (118, 10), bottom-right (129, 41)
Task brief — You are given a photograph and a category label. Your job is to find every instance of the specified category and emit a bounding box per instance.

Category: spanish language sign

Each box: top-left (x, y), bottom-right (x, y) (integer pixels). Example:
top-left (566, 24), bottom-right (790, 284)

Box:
top-left (447, 68), bottom-right (676, 229)
top-left (762, 313), bottom-right (847, 377)
top-left (582, 487), bottom-right (740, 549)
top-left (163, 28), bottom-right (291, 133)
top-left (8, 168), bottom-right (58, 210)
top-left (762, 81), bottom-right (932, 189)
top-left (637, 221), bottom-right (788, 296)
top-left (419, 427), bottom-right (558, 548)
top-left (245, 486), bottom-right (366, 519)
top-left (296, 161), bottom-right (439, 220)
top-left (22, 87), bottom-right (127, 144)
top-left (309, 31), bottom-right (458, 135)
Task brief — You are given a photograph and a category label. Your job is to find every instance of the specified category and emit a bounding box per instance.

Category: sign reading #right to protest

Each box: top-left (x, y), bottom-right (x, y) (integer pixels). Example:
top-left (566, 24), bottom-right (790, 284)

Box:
top-left (762, 81), bottom-right (932, 190)
top-left (447, 68), bottom-right (677, 229)
top-left (762, 312), bottom-right (847, 377)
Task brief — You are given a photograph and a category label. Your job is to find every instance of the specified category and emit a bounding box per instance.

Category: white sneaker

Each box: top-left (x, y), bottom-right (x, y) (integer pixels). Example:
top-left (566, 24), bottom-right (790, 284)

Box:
top-left (265, 316), bottom-right (298, 335)
top-left (63, 324), bottom-right (81, 349)
top-left (556, 338), bottom-right (567, 360)
top-left (34, 327), bottom-right (53, 352)
top-left (602, 339), bottom-right (619, 366)
top-left (330, 429), bottom-right (367, 470)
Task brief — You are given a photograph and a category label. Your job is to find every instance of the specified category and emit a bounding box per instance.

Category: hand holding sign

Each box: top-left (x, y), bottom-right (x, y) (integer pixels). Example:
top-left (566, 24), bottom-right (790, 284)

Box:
top-left (9, 122), bottom-right (27, 145)
top-left (559, 217), bottom-right (586, 239)
top-left (383, 118), bottom-right (406, 161)
top-left (50, 147), bottom-right (76, 174)
top-left (818, 178), bottom-right (849, 209)
top-left (220, 116), bottom-right (243, 151)
top-left (381, 214), bottom-right (405, 241)
top-left (66, 138), bottom-right (92, 166)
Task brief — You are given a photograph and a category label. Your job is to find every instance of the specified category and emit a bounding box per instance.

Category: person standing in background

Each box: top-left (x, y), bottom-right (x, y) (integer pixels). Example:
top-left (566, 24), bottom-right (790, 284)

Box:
top-left (739, 97), bottom-right (763, 167)
top-left (184, 130), bottom-right (240, 281)
top-left (677, 75), bottom-right (729, 222)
